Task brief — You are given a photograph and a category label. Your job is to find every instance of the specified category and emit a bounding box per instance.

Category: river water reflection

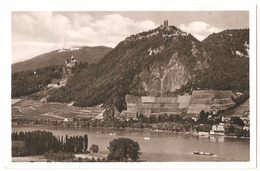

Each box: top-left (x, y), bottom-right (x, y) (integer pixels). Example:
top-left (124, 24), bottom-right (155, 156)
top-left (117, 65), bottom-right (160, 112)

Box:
top-left (12, 125), bottom-right (250, 162)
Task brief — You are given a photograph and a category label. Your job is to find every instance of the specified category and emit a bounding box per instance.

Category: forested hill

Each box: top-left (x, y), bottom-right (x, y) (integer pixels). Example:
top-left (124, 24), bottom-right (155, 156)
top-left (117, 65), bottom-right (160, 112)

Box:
top-left (12, 46), bottom-right (113, 73)
top-left (46, 26), bottom-right (249, 111)
top-left (202, 29), bottom-right (249, 57)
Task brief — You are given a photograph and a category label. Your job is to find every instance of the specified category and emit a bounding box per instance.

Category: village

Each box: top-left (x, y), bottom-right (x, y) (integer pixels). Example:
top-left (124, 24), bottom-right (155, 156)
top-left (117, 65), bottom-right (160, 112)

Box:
top-left (12, 96), bottom-right (250, 138)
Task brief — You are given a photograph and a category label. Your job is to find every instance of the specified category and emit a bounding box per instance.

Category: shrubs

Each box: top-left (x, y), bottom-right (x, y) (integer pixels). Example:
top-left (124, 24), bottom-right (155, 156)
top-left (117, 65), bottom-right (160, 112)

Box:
top-left (44, 152), bottom-right (75, 162)
top-left (89, 144), bottom-right (99, 153)
top-left (12, 141), bottom-right (25, 157)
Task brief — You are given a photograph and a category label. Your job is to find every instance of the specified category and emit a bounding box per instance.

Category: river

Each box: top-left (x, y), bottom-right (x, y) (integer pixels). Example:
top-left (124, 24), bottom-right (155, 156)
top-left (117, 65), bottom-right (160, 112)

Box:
top-left (12, 125), bottom-right (250, 162)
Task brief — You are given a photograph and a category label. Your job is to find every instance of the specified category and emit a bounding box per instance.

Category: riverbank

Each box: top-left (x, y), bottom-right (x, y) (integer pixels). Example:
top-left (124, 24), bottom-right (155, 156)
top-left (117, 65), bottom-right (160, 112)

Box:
top-left (12, 155), bottom-right (47, 162)
top-left (12, 153), bottom-right (106, 162)
top-left (12, 124), bottom-right (250, 139)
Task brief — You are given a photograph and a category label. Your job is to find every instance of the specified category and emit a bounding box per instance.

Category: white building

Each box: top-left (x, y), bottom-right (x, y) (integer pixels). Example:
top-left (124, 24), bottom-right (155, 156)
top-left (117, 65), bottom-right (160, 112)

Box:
top-left (70, 46), bottom-right (81, 50)
top-left (210, 123), bottom-right (225, 135)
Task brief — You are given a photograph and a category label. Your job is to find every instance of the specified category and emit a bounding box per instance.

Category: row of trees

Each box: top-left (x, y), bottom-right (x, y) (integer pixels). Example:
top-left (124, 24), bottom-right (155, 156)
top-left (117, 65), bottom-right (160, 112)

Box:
top-left (12, 131), bottom-right (142, 162)
top-left (12, 131), bottom-right (88, 157)
top-left (43, 138), bottom-right (141, 162)
top-left (225, 126), bottom-right (250, 137)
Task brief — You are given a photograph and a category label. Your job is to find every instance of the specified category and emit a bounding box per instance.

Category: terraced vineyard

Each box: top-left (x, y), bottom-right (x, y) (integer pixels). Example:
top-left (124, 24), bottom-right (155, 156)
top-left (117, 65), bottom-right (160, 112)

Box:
top-left (187, 90), bottom-right (236, 116)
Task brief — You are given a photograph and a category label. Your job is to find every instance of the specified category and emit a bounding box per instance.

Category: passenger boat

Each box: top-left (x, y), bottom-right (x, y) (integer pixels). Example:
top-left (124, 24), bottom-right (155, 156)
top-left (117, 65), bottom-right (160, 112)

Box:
top-left (144, 137), bottom-right (150, 140)
top-left (193, 150), bottom-right (214, 156)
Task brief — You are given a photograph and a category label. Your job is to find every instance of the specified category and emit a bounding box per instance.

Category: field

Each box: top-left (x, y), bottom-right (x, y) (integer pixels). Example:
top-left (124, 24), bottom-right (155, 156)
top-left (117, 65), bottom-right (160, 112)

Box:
top-left (12, 98), bottom-right (103, 120)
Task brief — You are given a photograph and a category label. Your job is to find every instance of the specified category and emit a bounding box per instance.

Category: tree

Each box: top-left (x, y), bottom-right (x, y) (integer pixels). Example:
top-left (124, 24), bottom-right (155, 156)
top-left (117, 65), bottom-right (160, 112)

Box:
top-left (89, 144), bottom-right (99, 153)
top-left (199, 110), bottom-right (205, 119)
top-left (149, 115), bottom-right (157, 123)
top-left (107, 138), bottom-right (141, 162)
top-left (234, 128), bottom-right (244, 137)
top-left (171, 114), bottom-right (181, 122)
top-left (231, 117), bottom-right (245, 126)
top-left (158, 114), bottom-right (164, 122)
top-left (84, 134), bottom-right (88, 150)
top-left (138, 114), bottom-right (148, 123)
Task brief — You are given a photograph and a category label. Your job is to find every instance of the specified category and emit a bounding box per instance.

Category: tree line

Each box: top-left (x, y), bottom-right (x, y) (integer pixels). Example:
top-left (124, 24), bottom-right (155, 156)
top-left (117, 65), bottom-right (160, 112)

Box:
top-left (12, 130), bottom-right (88, 157)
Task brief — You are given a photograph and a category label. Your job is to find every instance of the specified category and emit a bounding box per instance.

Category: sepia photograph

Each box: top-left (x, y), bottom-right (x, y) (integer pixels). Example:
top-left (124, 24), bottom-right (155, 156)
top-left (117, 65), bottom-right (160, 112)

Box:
top-left (5, 2), bottom-right (257, 169)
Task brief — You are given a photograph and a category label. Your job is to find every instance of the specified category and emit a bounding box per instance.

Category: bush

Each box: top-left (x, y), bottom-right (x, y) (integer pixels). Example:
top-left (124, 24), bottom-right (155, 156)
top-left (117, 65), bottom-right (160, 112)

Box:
top-left (89, 144), bottom-right (99, 153)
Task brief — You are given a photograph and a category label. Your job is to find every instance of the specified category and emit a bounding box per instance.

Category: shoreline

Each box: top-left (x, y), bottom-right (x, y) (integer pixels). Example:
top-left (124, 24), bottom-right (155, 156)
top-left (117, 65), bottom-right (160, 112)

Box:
top-left (12, 124), bottom-right (250, 139)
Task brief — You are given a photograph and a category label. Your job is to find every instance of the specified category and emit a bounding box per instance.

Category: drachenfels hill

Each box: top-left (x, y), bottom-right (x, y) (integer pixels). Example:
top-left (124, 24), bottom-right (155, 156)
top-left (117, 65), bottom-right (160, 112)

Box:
top-left (12, 21), bottom-right (249, 113)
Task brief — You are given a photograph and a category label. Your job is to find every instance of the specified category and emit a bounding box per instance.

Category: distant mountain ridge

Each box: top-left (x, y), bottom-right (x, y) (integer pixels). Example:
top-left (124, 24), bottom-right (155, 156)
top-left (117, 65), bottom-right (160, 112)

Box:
top-left (12, 46), bottom-right (113, 73)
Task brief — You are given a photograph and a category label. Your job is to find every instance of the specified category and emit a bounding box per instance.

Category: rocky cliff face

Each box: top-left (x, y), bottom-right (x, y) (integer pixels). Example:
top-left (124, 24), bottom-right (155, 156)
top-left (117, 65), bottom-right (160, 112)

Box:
top-left (233, 41), bottom-right (249, 57)
top-left (133, 52), bottom-right (191, 96)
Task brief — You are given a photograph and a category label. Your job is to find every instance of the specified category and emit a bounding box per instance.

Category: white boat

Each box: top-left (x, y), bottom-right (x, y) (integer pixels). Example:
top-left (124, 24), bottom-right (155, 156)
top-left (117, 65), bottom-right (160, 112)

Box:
top-left (109, 133), bottom-right (116, 135)
top-left (144, 137), bottom-right (150, 140)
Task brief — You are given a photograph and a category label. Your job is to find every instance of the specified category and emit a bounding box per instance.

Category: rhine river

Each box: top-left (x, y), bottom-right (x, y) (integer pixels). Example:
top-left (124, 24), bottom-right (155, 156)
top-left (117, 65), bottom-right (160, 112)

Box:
top-left (12, 125), bottom-right (250, 162)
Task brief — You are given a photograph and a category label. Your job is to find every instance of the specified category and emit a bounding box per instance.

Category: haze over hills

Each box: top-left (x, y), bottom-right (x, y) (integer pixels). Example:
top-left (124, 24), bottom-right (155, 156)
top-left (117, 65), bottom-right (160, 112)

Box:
top-left (11, 46), bottom-right (113, 73)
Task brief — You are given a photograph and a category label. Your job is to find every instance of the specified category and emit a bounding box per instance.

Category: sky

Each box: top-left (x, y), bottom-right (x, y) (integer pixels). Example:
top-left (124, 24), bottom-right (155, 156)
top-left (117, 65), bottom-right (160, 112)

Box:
top-left (11, 11), bottom-right (249, 64)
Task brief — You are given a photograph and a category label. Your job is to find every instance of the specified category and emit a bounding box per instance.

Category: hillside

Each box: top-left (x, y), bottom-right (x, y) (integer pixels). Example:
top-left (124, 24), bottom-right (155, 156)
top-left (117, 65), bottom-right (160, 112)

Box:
top-left (202, 29), bottom-right (249, 57)
top-left (12, 46), bottom-right (112, 73)
top-left (12, 65), bottom-right (63, 98)
top-left (45, 25), bottom-right (249, 112)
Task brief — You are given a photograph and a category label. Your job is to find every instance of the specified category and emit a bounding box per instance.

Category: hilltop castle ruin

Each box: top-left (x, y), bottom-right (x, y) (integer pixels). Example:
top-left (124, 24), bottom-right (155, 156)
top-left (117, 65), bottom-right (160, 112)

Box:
top-left (65, 55), bottom-right (78, 68)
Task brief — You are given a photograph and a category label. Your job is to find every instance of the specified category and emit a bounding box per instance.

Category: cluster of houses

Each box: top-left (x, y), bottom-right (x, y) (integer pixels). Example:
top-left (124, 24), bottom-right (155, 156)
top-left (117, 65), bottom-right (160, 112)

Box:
top-left (196, 114), bottom-right (250, 137)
